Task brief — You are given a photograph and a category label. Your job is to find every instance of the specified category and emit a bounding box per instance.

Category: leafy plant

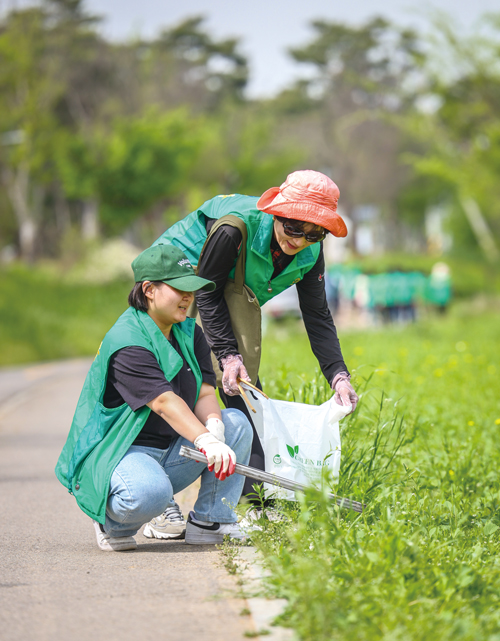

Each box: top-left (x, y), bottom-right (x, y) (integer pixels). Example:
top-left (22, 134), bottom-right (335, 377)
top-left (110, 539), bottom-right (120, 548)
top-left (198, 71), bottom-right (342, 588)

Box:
top-left (250, 307), bottom-right (500, 640)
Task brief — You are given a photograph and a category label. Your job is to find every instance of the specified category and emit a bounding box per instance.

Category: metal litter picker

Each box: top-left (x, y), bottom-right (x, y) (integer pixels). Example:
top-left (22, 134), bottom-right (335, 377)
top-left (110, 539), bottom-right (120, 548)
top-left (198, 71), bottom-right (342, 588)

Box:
top-left (179, 445), bottom-right (365, 513)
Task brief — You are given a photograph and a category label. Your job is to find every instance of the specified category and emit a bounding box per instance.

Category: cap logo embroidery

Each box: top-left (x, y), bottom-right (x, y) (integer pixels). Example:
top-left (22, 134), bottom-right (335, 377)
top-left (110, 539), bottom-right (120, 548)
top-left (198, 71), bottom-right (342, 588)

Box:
top-left (177, 259), bottom-right (191, 267)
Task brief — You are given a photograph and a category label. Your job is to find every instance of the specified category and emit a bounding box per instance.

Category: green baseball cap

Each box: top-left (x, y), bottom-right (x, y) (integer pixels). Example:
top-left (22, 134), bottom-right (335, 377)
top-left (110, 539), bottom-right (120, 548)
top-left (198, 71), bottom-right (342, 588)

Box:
top-left (132, 244), bottom-right (216, 292)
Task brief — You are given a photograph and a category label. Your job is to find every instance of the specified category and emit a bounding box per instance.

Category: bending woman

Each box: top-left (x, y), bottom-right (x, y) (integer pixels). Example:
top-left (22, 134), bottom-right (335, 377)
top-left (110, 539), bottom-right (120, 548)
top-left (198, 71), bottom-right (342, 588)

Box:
top-left (55, 244), bottom-right (253, 551)
top-left (151, 170), bottom-right (358, 499)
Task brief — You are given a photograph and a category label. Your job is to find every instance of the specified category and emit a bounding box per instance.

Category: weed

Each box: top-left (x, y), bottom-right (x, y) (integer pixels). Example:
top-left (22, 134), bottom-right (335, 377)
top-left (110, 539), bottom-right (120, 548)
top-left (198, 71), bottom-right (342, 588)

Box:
top-left (218, 538), bottom-right (240, 575)
top-left (252, 309), bottom-right (500, 640)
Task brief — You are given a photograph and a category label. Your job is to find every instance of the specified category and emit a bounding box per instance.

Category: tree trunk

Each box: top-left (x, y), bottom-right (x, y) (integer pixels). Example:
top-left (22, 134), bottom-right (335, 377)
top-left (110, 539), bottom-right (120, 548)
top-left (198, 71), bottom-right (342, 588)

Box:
top-left (54, 184), bottom-right (71, 235)
top-left (383, 203), bottom-right (401, 252)
top-left (1, 163), bottom-right (37, 262)
top-left (460, 197), bottom-right (499, 264)
top-left (81, 198), bottom-right (99, 240)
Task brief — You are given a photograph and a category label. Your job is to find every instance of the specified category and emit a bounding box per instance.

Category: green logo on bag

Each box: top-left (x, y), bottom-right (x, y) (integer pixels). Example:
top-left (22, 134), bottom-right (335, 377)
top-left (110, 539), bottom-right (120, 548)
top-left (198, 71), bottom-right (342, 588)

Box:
top-left (286, 444), bottom-right (328, 469)
top-left (273, 454), bottom-right (282, 465)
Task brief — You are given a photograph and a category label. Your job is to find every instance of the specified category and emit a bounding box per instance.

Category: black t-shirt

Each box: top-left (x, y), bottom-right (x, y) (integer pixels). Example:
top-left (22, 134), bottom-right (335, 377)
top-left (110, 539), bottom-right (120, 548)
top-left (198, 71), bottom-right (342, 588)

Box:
top-left (103, 324), bottom-right (217, 449)
top-left (195, 220), bottom-right (348, 383)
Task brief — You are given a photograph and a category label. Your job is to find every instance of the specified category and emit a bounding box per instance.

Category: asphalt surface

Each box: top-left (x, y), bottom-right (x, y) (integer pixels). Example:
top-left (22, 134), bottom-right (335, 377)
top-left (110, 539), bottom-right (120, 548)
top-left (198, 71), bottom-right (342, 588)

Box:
top-left (0, 359), bottom-right (256, 641)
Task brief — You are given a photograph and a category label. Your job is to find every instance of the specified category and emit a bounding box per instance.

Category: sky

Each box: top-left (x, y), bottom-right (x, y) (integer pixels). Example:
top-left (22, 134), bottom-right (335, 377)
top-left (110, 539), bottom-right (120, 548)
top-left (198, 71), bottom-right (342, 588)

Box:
top-left (4, 0), bottom-right (500, 96)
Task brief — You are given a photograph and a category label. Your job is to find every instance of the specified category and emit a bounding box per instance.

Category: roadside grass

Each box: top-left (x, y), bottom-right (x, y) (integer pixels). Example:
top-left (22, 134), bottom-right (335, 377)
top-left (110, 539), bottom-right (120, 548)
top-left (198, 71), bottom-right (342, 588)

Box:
top-left (0, 263), bottom-right (131, 366)
top-left (252, 305), bottom-right (500, 640)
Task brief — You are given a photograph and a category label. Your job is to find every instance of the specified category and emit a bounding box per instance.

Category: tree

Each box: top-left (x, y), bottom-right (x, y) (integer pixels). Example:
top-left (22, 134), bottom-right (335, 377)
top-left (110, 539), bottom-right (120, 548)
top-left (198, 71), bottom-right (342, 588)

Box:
top-left (403, 12), bottom-right (500, 262)
top-left (44, 0), bottom-right (116, 241)
top-left (272, 18), bottom-right (424, 250)
top-left (0, 7), bottom-right (63, 261)
top-left (98, 109), bottom-right (204, 237)
top-left (0, 0), bottom-right (113, 258)
top-left (113, 16), bottom-right (249, 117)
top-left (157, 16), bottom-right (248, 108)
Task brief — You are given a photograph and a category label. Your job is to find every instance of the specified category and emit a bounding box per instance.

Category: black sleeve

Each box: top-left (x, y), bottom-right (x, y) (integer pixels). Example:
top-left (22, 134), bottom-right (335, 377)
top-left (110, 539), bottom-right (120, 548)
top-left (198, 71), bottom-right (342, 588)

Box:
top-left (296, 244), bottom-right (349, 385)
top-left (193, 324), bottom-right (217, 388)
top-left (104, 346), bottom-right (172, 411)
top-left (195, 224), bottom-right (243, 363)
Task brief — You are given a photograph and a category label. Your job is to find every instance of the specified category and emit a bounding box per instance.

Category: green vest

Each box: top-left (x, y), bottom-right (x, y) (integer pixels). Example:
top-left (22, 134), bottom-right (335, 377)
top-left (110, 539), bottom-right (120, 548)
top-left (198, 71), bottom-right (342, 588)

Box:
top-left (153, 194), bottom-right (321, 306)
top-left (55, 308), bottom-right (202, 524)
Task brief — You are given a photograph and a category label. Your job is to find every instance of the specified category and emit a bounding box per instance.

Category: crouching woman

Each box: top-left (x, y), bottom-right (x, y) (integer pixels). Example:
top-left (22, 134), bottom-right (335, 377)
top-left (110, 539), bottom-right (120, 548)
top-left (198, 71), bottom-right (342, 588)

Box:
top-left (55, 244), bottom-right (253, 551)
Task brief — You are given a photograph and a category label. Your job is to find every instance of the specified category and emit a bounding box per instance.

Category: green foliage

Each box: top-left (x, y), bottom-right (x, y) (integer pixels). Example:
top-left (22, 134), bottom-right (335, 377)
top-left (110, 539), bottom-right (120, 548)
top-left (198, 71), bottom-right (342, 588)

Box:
top-left (97, 109), bottom-right (204, 233)
top-left (157, 16), bottom-right (249, 106)
top-left (400, 15), bottom-right (500, 258)
top-left (2, 5), bottom-right (500, 263)
top-left (179, 106), bottom-right (305, 212)
top-left (290, 16), bottom-right (420, 99)
top-left (217, 109), bottom-right (305, 196)
top-left (251, 306), bottom-right (500, 640)
top-left (53, 107), bottom-right (208, 234)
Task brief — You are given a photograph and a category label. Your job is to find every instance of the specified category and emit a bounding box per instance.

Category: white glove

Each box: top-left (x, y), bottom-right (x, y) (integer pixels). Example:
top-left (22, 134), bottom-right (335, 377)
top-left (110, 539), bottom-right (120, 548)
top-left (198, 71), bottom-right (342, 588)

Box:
top-left (205, 417), bottom-right (225, 443)
top-left (194, 432), bottom-right (236, 481)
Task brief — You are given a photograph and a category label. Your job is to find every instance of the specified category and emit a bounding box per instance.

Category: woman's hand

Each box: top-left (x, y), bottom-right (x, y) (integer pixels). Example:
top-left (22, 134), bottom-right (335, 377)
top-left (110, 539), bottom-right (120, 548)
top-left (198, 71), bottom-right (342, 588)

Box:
top-left (205, 417), bottom-right (225, 442)
top-left (331, 372), bottom-right (359, 414)
top-left (194, 432), bottom-right (236, 481)
top-left (220, 354), bottom-right (250, 396)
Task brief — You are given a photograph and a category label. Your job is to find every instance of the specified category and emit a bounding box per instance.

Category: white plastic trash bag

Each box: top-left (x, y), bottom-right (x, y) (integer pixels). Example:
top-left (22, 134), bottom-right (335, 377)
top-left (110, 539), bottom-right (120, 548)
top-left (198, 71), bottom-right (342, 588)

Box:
top-left (240, 383), bottom-right (352, 500)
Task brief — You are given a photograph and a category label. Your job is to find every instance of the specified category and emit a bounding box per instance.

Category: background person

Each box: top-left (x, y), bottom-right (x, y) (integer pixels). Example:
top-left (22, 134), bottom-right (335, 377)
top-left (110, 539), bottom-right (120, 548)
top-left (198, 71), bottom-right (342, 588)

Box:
top-left (153, 170), bottom-right (359, 496)
top-left (55, 244), bottom-right (253, 551)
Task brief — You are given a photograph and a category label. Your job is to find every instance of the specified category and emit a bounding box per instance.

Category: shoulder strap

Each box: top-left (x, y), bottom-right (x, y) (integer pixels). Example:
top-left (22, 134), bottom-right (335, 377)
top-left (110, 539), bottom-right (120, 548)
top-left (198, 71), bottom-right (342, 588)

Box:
top-left (199, 214), bottom-right (248, 294)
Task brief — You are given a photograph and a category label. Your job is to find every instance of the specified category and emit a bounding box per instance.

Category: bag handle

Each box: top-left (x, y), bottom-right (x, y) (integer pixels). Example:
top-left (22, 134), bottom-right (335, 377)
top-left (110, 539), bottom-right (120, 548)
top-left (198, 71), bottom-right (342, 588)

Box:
top-left (198, 215), bottom-right (248, 295)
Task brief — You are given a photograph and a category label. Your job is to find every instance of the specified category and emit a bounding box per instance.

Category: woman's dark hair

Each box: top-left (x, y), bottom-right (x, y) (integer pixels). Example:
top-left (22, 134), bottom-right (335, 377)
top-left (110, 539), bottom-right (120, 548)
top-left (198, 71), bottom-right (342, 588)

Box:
top-left (128, 281), bottom-right (163, 312)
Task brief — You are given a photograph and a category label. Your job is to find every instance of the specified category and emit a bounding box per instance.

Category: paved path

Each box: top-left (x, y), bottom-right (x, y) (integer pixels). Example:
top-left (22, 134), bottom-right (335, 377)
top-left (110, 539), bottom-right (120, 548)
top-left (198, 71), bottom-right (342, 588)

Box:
top-left (0, 360), bottom-right (256, 641)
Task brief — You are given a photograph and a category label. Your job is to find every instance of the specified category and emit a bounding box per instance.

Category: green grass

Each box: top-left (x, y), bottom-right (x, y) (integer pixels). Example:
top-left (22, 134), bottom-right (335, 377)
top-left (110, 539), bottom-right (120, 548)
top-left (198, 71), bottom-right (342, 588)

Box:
top-left (0, 263), bottom-right (131, 366)
top-left (252, 303), bottom-right (500, 641)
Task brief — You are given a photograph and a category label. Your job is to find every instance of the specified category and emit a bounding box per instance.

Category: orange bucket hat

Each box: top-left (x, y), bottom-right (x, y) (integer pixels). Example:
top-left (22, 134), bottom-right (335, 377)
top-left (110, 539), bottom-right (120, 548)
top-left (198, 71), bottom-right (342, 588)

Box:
top-left (257, 170), bottom-right (347, 238)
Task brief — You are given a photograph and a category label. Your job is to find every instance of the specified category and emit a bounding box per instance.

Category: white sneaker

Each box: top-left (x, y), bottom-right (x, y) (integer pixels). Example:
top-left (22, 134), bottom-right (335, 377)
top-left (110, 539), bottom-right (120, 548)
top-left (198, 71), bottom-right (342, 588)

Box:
top-left (92, 520), bottom-right (137, 552)
top-left (143, 502), bottom-right (186, 540)
top-left (241, 507), bottom-right (284, 524)
top-left (185, 511), bottom-right (246, 545)
top-left (238, 514), bottom-right (264, 533)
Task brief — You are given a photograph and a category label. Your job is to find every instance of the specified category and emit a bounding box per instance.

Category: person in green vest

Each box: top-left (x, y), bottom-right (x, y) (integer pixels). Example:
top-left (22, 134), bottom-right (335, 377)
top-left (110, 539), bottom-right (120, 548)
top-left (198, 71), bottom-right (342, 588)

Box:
top-left (146, 170), bottom-right (358, 520)
top-left (55, 244), bottom-right (253, 551)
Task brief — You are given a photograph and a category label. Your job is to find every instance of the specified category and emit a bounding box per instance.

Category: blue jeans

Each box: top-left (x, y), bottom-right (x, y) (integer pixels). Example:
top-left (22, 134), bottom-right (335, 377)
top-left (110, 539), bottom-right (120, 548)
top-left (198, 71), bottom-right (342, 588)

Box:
top-left (104, 408), bottom-right (252, 537)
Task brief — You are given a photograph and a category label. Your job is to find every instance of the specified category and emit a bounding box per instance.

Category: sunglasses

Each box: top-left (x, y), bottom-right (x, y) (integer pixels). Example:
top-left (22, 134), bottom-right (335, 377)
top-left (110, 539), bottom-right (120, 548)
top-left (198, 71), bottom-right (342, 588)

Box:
top-left (276, 217), bottom-right (328, 243)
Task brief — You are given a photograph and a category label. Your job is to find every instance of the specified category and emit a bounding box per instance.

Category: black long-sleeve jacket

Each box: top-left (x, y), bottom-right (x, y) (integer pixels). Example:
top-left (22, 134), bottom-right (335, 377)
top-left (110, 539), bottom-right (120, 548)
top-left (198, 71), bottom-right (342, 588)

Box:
top-left (195, 222), bottom-right (348, 385)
